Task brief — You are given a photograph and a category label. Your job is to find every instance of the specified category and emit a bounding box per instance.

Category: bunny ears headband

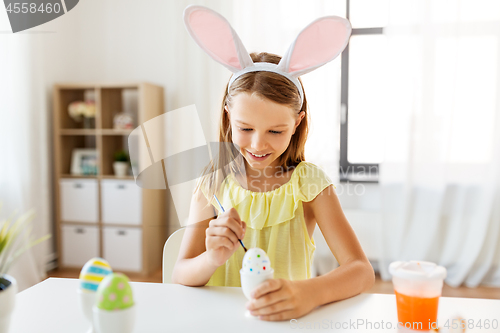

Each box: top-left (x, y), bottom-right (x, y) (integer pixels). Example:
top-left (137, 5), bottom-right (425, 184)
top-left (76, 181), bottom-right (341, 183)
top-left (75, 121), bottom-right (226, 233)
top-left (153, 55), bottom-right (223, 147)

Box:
top-left (183, 5), bottom-right (352, 105)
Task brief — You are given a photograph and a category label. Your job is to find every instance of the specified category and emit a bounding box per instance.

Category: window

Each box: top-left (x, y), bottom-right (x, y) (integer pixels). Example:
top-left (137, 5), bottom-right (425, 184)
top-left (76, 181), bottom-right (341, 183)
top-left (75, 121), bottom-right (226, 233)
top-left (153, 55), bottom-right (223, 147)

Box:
top-left (339, 0), bottom-right (388, 182)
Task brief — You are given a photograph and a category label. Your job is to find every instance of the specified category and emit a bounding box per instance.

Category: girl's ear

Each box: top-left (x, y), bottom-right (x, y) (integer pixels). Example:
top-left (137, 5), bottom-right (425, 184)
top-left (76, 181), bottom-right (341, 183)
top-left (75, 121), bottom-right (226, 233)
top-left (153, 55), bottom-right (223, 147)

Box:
top-left (293, 111), bottom-right (306, 134)
top-left (183, 5), bottom-right (254, 73)
top-left (277, 16), bottom-right (352, 78)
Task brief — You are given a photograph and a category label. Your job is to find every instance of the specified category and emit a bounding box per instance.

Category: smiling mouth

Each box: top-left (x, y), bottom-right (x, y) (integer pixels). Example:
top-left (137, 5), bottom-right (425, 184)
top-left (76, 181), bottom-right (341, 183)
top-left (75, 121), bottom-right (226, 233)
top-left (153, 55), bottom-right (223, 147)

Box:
top-left (247, 150), bottom-right (270, 158)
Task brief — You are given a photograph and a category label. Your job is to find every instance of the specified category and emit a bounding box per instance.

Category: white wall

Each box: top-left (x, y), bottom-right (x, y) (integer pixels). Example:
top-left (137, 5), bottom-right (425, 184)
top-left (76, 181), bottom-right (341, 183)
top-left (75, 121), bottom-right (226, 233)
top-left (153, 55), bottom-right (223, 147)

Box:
top-left (42, 0), bottom-right (232, 134)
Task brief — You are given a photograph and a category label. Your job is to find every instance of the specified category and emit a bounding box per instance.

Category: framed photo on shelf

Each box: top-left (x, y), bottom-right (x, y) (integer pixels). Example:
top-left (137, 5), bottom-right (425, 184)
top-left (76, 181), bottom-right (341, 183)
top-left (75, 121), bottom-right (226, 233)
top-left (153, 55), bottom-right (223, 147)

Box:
top-left (71, 148), bottom-right (98, 175)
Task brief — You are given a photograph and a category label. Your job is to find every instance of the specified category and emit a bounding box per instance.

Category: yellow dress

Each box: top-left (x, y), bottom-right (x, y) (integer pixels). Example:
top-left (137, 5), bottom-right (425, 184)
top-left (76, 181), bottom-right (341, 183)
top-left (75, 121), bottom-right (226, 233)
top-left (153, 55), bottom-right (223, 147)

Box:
top-left (202, 161), bottom-right (335, 287)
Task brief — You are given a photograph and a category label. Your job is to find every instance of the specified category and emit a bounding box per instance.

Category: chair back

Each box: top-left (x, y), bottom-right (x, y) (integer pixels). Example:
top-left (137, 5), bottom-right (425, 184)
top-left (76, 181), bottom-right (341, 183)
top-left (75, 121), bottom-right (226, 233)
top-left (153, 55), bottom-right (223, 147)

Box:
top-left (162, 228), bottom-right (186, 283)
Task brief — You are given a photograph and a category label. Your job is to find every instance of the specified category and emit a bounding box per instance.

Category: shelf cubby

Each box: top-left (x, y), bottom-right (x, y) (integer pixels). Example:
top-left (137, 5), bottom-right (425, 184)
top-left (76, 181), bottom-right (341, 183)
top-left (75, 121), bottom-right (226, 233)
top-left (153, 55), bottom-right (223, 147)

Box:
top-left (59, 135), bottom-right (97, 175)
top-left (101, 87), bottom-right (139, 129)
top-left (101, 135), bottom-right (130, 176)
top-left (56, 88), bottom-right (97, 129)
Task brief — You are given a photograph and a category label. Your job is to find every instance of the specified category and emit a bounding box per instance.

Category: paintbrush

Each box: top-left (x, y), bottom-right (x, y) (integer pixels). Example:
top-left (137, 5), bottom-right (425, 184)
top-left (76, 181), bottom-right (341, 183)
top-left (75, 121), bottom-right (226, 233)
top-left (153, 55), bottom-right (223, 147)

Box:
top-left (213, 194), bottom-right (247, 252)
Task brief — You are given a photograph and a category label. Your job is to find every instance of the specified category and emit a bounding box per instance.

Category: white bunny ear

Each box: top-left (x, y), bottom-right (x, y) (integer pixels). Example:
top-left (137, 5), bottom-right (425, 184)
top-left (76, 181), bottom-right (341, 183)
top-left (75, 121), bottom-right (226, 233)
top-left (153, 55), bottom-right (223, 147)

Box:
top-left (277, 16), bottom-right (352, 78)
top-left (183, 5), bottom-right (254, 73)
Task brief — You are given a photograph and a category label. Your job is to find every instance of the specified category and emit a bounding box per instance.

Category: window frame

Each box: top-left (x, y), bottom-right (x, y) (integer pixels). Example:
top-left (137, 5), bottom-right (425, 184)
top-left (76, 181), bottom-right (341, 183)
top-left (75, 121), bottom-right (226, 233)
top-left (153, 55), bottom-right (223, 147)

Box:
top-left (339, 0), bottom-right (383, 183)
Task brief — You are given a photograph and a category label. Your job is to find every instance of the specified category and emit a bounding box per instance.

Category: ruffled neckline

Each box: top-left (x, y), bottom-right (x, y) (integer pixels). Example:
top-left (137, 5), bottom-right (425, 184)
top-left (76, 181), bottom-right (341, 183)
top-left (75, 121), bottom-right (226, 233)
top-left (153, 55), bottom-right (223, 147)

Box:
top-left (214, 161), bottom-right (333, 230)
top-left (225, 161), bottom-right (306, 195)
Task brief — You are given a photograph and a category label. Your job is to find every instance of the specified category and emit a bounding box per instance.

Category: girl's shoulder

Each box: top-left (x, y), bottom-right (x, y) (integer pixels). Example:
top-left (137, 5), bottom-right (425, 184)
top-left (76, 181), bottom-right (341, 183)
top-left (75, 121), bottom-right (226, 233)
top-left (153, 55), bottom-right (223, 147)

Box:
top-left (292, 161), bottom-right (335, 185)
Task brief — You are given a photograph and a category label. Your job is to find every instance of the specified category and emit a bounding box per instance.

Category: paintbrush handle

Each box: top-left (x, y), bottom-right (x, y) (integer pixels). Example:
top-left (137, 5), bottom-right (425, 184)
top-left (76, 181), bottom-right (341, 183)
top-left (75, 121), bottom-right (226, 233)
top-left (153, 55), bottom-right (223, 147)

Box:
top-left (213, 194), bottom-right (225, 213)
top-left (213, 194), bottom-right (247, 252)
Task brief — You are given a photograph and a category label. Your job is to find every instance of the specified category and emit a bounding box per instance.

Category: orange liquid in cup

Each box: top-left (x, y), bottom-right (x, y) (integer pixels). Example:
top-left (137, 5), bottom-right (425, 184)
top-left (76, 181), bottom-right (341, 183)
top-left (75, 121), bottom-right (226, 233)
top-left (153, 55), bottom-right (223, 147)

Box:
top-left (394, 290), bottom-right (440, 331)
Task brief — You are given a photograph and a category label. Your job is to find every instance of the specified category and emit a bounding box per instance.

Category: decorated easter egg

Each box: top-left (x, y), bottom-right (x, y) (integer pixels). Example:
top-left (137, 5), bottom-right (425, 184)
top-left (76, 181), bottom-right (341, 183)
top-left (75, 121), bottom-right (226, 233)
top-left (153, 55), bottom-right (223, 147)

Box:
top-left (79, 257), bottom-right (112, 292)
top-left (96, 273), bottom-right (134, 311)
top-left (242, 248), bottom-right (271, 275)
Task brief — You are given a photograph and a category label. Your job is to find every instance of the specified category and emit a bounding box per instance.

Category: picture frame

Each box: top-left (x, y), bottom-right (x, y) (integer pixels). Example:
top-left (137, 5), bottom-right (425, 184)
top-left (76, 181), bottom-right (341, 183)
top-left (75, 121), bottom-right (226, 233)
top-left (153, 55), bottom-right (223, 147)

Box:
top-left (71, 148), bottom-right (98, 175)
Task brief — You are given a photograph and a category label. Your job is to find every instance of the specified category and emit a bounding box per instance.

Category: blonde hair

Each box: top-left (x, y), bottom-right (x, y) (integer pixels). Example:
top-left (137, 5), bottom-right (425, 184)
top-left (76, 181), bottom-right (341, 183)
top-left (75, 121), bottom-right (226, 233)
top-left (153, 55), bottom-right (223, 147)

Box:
top-left (195, 52), bottom-right (310, 207)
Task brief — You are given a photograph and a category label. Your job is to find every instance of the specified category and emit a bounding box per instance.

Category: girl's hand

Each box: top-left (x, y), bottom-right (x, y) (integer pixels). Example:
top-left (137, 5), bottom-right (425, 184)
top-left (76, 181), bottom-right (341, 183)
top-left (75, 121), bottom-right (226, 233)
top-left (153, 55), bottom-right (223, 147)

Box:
top-left (245, 279), bottom-right (316, 321)
top-left (205, 208), bottom-right (246, 267)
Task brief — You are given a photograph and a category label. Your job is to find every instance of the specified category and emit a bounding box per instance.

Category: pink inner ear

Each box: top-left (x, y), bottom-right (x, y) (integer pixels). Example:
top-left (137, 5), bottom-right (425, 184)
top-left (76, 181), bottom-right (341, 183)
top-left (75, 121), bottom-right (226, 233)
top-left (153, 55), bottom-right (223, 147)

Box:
top-left (289, 19), bottom-right (348, 73)
top-left (189, 10), bottom-right (242, 70)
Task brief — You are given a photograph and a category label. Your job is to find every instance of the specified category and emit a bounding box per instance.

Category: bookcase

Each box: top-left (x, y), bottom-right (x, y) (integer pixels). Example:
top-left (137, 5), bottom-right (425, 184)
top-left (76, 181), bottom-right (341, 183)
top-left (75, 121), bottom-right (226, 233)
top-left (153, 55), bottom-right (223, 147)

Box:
top-left (52, 82), bottom-right (166, 275)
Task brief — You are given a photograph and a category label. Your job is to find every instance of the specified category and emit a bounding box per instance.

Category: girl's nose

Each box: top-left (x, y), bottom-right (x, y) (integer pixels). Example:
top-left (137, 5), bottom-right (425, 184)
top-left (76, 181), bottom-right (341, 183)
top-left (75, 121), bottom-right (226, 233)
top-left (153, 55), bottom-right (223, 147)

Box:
top-left (251, 133), bottom-right (267, 151)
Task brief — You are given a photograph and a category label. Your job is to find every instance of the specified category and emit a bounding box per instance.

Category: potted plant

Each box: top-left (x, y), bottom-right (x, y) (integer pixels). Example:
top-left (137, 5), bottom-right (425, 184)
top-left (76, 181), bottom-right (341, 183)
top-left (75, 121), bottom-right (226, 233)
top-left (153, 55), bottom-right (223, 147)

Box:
top-left (113, 150), bottom-right (130, 177)
top-left (0, 205), bottom-right (51, 333)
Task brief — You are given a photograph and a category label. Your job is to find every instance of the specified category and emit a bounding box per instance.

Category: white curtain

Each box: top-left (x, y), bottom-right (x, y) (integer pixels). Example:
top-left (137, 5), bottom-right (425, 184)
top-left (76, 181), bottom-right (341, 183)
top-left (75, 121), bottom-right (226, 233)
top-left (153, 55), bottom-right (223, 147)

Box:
top-left (378, 0), bottom-right (500, 287)
top-left (0, 14), bottom-right (52, 291)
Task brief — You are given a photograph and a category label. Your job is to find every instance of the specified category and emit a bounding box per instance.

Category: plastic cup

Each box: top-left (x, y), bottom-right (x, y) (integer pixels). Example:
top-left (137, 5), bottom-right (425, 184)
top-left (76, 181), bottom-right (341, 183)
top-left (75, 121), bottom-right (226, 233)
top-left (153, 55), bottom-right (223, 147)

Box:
top-left (389, 261), bottom-right (447, 331)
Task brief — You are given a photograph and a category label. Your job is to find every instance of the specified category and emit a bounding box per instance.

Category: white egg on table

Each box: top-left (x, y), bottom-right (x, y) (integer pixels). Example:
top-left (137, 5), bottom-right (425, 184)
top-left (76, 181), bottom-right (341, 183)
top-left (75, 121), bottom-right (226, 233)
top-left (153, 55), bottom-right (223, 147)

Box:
top-left (240, 248), bottom-right (274, 301)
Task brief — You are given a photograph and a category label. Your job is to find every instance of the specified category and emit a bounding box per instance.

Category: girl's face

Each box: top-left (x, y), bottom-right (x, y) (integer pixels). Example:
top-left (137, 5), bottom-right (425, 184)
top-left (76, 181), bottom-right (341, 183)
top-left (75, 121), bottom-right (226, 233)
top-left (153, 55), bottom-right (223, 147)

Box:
top-left (225, 92), bottom-right (304, 172)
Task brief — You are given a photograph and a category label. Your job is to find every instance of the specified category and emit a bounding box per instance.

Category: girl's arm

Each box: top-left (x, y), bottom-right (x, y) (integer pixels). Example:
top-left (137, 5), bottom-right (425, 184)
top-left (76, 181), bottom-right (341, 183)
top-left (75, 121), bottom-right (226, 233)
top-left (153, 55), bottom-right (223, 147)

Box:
top-left (246, 185), bottom-right (375, 320)
top-left (304, 184), bottom-right (375, 304)
top-left (170, 189), bottom-right (218, 286)
top-left (171, 189), bottom-right (246, 286)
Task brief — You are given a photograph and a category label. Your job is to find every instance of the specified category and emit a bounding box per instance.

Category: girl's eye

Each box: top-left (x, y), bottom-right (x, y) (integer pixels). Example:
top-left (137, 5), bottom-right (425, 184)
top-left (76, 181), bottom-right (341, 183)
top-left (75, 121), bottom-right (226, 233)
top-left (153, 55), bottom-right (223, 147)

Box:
top-left (238, 128), bottom-right (282, 134)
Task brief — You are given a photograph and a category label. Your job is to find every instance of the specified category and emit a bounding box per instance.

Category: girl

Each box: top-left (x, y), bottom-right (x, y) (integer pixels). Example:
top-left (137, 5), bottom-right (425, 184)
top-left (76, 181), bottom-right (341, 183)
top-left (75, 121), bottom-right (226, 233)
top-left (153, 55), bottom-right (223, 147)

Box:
top-left (172, 5), bottom-right (374, 321)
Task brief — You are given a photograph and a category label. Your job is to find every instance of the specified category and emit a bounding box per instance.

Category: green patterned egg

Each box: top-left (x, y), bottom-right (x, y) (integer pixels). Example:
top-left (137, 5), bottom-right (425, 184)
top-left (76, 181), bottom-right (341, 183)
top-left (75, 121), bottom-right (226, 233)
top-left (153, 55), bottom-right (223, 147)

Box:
top-left (96, 273), bottom-right (134, 311)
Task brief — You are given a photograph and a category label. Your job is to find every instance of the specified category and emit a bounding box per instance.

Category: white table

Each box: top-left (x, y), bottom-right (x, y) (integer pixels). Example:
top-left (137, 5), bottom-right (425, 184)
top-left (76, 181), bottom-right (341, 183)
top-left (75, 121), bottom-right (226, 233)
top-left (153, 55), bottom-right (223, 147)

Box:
top-left (10, 278), bottom-right (500, 332)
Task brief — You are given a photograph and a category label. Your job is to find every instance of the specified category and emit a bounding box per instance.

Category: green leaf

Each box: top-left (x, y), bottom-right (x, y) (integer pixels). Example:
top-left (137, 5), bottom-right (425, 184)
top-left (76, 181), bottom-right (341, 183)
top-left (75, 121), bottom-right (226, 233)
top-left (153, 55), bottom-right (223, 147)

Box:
top-left (0, 205), bottom-right (50, 275)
